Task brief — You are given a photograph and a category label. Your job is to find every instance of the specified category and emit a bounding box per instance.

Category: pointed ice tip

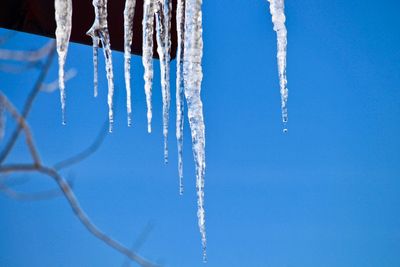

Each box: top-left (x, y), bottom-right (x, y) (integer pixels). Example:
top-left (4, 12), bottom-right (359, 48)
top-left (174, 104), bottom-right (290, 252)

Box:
top-left (147, 125), bottom-right (152, 133)
top-left (202, 249), bottom-right (207, 263)
top-left (164, 147), bottom-right (168, 164)
top-left (61, 114), bottom-right (66, 126)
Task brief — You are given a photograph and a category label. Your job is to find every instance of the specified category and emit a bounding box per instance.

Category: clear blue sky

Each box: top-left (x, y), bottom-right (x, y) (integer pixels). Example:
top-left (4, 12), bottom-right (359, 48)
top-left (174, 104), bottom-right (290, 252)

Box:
top-left (1, 0), bottom-right (400, 266)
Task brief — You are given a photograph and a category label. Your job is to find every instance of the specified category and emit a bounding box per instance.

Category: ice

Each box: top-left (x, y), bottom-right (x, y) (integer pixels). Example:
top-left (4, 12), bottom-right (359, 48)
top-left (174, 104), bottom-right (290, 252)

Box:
top-left (183, 0), bottom-right (207, 260)
top-left (54, 0), bottom-right (72, 125)
top-left (142, 0), bottom-right (155, 133)
top-left (87, 0), bottom-right (115, 132)
top-left (155, 0), bottom-right (171, 163)
top-left (268, 0), bottom-right (288, 130)
top-left (93, 36), bottom-right (99, 97)
top-left (176, 0), bottom-right (185, 194)
top-left (124, 0), bottom-right (137, 127)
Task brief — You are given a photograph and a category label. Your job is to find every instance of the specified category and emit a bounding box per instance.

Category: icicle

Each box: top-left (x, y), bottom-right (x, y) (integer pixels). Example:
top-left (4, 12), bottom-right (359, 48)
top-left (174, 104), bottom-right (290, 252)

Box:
top-left (268, 0), bottom-right (288, 131)
top-left (93, 36), bottom-right (99, 97)
top-left (183, 0), bottom-right (207, 260)
top-left (163, 0), bottom-right (172, 163)
top-left (87, 0), bottom-right (115, 132)
top-left (155, 0), bottom-right (171, 163)
top-left (124, 0), bottom-right (137, 127)
top-left (176, 0), bottom-right (185, 195)
top-left (54, 0), bottom-right (72, 125)
top-left (142, 0), bottom-right (155, 133)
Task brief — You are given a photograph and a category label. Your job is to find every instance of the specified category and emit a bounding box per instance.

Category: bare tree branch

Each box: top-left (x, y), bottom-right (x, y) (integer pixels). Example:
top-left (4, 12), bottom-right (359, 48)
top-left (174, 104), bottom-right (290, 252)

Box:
top-left (0, 37), bottom-right (160, 267)
top-left (0, 42), bottom-right (56, 164)
top-left (0, 71), bottom-right (159, 267)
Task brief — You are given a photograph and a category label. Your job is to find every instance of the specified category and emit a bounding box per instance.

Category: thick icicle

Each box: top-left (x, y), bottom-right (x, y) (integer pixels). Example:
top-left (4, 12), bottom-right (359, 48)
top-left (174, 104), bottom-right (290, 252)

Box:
top-left (87, 0), bottom-right (115, 132)
top-left (54, 0), bottom-right (72, 125)
top-left (183, 0), bottom-right (207, 260)
top-left (155, 0), bottom-right (171, 163)
top-left (142, 0), bottom-right (155, 133)
top-left (176, 0), bottom-right (185, 195)
top-left (124, 0), bottom-right (137, 127)
top-left (268, 0), bottom-right (288, 131)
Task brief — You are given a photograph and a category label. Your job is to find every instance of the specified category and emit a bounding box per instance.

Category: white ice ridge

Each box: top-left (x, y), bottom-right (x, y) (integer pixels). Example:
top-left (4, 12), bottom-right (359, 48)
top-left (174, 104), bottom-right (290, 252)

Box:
top-left (124, 0), bottom-right (137, 127)
top-left (142, 0), bottom-right (155, 133)
top-left (54, 0), bottom-right (72, 125)
top-left (155, 0), bottom-right (172, 163)
top-left (87, 0), bottom-right (115, 132)
top-left (183, 0), bottom-right (207, 261)
top-left (268, 0), bottom-right (288, 131)
top-left (176, 0), bottom-right (185, 195)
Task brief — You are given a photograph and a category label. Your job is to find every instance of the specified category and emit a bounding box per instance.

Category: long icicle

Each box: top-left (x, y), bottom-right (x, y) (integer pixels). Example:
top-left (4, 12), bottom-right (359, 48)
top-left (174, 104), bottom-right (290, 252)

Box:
top-left (124, 0), bottom-right (137, 127)
top-left (142, 0), bottom-right (155, 133)
top-left (183, 0), bottom-right (207, 260)
top-left (163, 0), bottom-right (172, 164)
top-left (87, 0), bottom-right (115, 132)
top-left (155, 0), bottom-right (171, 164)
top-left (54, 0), bottom-right (72, 125)
top-left (176, 0), bottom-right (185, 195)
top-left (268, 0), bottom-right (288, 132)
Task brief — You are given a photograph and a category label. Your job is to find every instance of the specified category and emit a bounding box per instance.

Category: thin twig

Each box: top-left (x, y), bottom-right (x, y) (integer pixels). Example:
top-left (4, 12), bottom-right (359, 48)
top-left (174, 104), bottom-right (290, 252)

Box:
top-left (121, 222), bottom-right (155, 267)
top-left (0, 61), bottom-right (43, 73)
top-left (0, 40), bottom-right (55, 62)
top-left (41, 68), bottom-right (77, 93)
top-left (0, 93), bottom-right (41, 165)
top-left (0, 178), bottom-right (74, 201)
top-left (54, 120), bottom-right (108, 171)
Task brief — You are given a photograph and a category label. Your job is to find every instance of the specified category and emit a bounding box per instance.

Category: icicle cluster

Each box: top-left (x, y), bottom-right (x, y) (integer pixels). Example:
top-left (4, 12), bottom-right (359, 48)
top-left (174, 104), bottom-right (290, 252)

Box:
top-left (53, 0), bottom-right (212, 259)
top-left (268, 0), bottom-right (288, 131)
top-left (52, 0), bottom-right (291, 261)
top-left (141, 0), bottom-right (207, 257)
top-left (54, 0), bottom-right (72, 125)
top-left (87, 0), bottom-right (115, 132)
